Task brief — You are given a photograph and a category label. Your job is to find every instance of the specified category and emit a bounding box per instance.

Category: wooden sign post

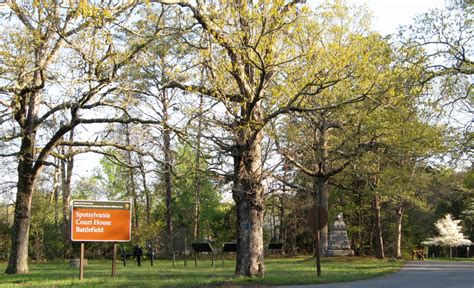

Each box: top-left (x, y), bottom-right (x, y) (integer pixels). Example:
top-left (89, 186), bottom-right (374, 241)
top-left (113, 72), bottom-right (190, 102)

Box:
top-left (79, 242), bottom-right (84, 280)
top-left (71, 200), bottom-right (132, 280)
top-left (308, 205), bottom-right (328, 277)
top-left (112, 242), bottom-right (117, 277)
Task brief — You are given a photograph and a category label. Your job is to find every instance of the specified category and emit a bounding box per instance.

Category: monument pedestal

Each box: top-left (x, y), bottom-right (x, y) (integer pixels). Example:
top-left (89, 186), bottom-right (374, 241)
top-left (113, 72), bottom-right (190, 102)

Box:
top-left (326, 214), bottom-right (354, 256)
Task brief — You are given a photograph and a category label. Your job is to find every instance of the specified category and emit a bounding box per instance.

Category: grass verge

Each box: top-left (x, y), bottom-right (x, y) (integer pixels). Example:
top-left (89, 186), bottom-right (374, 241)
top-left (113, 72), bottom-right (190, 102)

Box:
top-left (0, 256), bottom-right (404, 287)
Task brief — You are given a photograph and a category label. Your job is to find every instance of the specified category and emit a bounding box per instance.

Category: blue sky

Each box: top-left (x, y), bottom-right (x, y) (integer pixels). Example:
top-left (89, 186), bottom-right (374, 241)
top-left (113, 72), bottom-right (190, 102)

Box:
top-left (327, 0), bottom-right (446, 35)
top-left (309, 0), bottom-right (446, 36)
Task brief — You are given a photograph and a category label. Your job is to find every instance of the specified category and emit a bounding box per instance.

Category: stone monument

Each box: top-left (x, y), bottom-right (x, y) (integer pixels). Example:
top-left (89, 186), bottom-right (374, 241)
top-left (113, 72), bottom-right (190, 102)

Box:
top-left (326, 213), bottom-right (354, 256)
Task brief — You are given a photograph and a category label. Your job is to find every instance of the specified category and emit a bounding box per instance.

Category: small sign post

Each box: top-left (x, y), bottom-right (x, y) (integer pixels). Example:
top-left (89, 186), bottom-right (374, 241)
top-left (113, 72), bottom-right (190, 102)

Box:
top-left (71, 200), bottom-right (132, 280)
top-left (79, 242), bottom-right (84, 280)
top-left (112, 242), bottom-right (117, 277)
top-left (308, 204), bottom-right (328, 277)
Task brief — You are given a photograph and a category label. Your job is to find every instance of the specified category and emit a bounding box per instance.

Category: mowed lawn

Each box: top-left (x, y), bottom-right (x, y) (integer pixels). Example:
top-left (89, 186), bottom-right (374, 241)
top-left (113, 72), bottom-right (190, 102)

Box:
top-left (0, 256), bottom-right (404, 287)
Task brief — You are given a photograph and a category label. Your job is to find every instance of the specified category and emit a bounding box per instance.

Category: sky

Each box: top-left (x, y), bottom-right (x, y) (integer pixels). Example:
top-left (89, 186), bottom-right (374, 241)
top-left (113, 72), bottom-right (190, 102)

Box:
top-left (356, 0), bottom-right (446, 35)
top-left (310, 0), bottom-right (446, 36)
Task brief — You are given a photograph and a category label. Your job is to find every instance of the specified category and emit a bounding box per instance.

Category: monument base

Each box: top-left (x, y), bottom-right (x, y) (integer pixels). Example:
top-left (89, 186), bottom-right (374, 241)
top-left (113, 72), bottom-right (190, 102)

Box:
top-left (326, 249), bottom-right (354, 256)
top-left (69, 258), bottom-right (88, 267)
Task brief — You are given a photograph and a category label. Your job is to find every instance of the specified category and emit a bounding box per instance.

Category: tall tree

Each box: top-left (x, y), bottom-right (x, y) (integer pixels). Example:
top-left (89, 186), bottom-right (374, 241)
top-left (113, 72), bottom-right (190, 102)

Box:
top-left (60, 130), bottom-right (74, 258)
top-left (0, 0), bottom-right (158, 273)
top-left (272, 2), bottom-right (397, 255)
top-left (400, 0), bottom-right (473, 164)
top-left (120, 7), bottom-right (190, 237)
top-left (156, 0), bottom-right (389, 277)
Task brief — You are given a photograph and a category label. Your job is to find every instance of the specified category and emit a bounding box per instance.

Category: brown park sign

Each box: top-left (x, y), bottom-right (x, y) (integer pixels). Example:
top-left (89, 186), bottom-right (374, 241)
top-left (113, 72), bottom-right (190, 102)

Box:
top-left (307, 205), bottom-right (328, 231)
top-left (71, 200), bottom-right (132, 242)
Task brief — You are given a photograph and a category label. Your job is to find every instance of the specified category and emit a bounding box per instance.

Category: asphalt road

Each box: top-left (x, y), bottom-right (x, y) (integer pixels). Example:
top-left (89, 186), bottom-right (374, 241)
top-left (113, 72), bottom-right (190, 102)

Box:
top-left (281, 261), bottom-right (474, 288)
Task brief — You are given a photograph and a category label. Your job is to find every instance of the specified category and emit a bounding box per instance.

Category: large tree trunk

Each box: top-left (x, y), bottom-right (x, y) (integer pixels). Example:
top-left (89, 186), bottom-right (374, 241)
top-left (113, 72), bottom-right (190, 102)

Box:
top-left (233, 170), bottom-right (265, 277)
top-left (372, 193), bottom-right (385, 259)
top-left (393, 200), bottom-right (404, 259)
top-left (6, 85), bottom-right (43, 274)
top-left (312, 118), bottom-right (330, 255)
top-left (6, 121), bottom-right (40, 274)
top-left (317, 176), bottom-right (329, 255)
top-left (233, 109), bottom-right (265, 277)
top-left (162, 89), bottom-right (173, 236)
top-left (6, 165), bottom-right (36, 274)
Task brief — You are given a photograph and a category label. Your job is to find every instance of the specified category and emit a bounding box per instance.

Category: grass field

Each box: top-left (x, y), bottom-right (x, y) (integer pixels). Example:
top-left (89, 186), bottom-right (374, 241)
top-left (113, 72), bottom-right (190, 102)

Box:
top-left (0, 256), bottom-right (404, 287)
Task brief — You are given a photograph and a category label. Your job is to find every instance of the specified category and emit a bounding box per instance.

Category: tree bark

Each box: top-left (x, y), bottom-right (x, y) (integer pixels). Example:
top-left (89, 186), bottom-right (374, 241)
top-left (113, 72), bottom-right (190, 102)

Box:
top-left (124, 123), bottom-right (139, 229)
top-left (128, 164), bottom-right (139, 229)
top-left (162, 89), bottom-right (173, 236)
top-left (61, 131), bottom-right (74, 259)
top-left (317, 175), bottom-right (329, 255)
top-left (5, 121), bottom-right (39, 274)
top-left (5, 163), bottom-right (36, 274)
top-left (278, 165), bottom-right (288, 243)
top-left (393, 200), bottom-right (404, 259)
top-left (53, 162), bottom-right (61, 229)
top-left (372, 193), bottom-right (385, 259)
top-left (278, 195), bottom-right (286, 243)
top-left (193, 95), bottom-right (203, 240)
top-left (138, 156), bottom-right (151, 225)
top-left (233, 103), bottom-right (265, 277)
top-left (315, 119), bottom-right (330, 255)
top-left (6, 85), bottom-right (43, 274)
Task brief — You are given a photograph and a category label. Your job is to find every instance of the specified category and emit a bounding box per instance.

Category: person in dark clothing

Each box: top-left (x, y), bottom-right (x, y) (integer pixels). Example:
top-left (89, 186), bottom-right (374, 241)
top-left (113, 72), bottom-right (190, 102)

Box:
top-left (133, 245), bottom-right (143, 266)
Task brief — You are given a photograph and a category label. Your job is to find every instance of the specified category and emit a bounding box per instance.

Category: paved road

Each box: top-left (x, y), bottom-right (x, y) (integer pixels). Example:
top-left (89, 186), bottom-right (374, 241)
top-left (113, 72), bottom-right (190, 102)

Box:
top-left (281, 261), bottom-right (474, 288)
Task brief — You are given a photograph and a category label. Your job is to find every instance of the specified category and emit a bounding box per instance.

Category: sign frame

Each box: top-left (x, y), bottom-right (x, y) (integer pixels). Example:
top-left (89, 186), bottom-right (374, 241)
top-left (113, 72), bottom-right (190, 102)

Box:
top-left (70, 199), bottom-right (132, 242)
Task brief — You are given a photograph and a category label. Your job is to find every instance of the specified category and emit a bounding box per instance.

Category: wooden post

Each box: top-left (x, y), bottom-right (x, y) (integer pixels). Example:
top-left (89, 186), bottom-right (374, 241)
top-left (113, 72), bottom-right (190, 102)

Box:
top-left (315, 228), bottom-right (321, 277)
top-left (315, 204), bottom-right (321, 277)
top-left (79, 242), bottom-right (85, 280)
top-left (112, 242), bottom-right (117, 277)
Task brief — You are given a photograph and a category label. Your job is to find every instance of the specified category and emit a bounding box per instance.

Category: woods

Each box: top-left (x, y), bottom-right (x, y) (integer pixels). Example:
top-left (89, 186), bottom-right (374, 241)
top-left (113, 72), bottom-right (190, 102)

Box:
top-left (0, 0), bottom-right (472, 279)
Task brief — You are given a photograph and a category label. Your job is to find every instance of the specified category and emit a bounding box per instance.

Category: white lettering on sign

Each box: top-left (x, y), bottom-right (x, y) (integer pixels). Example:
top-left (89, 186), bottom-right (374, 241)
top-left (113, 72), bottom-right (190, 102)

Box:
top-left (75, 219), bottom-right (93, 225)
top-left (76, 226), bottom-right (104, 233)
top-left (93, 219), bottom-right (112, 226)
top-left (75, 211), bottom-right (111, 219)
top-left (73, 210), bottom-right (113, 233)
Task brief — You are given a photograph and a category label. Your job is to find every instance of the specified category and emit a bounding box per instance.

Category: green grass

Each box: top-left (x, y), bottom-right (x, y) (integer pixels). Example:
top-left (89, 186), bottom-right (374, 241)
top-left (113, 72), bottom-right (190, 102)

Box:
top-left (0, 256), bottom-right (404, 287)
